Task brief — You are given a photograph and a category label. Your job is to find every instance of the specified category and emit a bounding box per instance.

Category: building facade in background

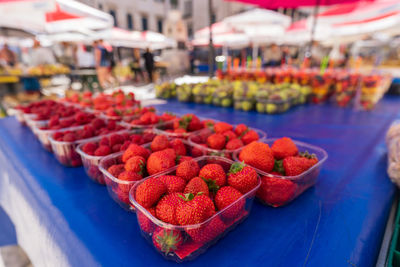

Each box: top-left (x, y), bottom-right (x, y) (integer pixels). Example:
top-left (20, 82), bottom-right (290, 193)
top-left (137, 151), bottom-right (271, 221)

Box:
top-left (79, 0), bottom-right (309, 40)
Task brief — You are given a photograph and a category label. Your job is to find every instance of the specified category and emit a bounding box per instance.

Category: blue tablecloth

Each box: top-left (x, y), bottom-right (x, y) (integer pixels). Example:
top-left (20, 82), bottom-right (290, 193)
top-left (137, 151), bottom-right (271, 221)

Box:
top-left (0, 97), bottom-right (399, 267)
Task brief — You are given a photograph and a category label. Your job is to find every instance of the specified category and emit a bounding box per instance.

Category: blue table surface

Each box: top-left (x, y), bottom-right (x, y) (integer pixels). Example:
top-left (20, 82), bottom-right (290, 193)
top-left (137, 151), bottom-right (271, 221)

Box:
top-left (0, 97), bottom-right (399, 267)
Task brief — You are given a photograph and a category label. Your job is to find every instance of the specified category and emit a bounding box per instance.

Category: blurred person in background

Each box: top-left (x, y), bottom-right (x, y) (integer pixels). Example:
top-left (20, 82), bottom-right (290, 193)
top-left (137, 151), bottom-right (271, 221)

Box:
top-left (329, 45), bottom-right (350, 68)
top-left (130, 48), bottom-right (144, 83)
top-left (94, 39), bottom-right (113, 88)
top-left (30, 39), bottom-right (56, 66)
top-left (263, 44), bottom-right (282, 67)
top-left (310, 41), bottom-right (325, 67)
top-left (143, 48), bottom-right (154, 83)
top-left (0, 43), bottom-right (17, 66)
top-left (76, 44), bottom-right (95, 69)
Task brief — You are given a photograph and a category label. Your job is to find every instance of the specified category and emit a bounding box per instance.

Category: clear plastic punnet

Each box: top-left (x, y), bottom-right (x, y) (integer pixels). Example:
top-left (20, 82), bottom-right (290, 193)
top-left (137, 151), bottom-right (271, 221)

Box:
top-left (233, 138), bottom-right (328, 207)
top-left (129, 156), bottom-right (261, 262)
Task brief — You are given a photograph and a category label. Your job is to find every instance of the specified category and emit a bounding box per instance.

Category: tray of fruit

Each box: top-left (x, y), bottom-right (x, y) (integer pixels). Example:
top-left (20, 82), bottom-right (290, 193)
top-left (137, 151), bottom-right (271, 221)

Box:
top-left (188, 122), bottom-right (266, 159)
top-left (48, 119), bottom-right (127, 167)
top-left (154, 114), bottom-right (217, 139)
top-left (255, 88), bottom-right (292, 114)
top-left (76, 129), bottom-right (157, 184)
top-left (155, 82), bottom-right (177, 99)
top-left (122, 110), bottom-right (177, 129)
top-left (191, 81), bottom-right (218, 104)
top-left (32, 112), bottom-right (96, 151)
top-left (177, 84), bottom-right (194, 102)
top-left (212, 84), bottom-right (233, 107)
top-left (233, 137), bottom-right (327, 207)
top-left (99, 137), bottom-right (205, 210)
top-left (128, 155), bottom-right (261, 262)
top-left (232, 81), bottom-right (258, 112)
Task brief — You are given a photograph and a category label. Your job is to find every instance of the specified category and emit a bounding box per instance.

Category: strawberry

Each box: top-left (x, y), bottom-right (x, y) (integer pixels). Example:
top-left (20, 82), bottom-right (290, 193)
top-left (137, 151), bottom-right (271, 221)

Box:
top-left (179, 114), bottom-right (203, 131)
top-left (112, 143), bottom-right (122, 152)
top-left (176, 155), bottom-right (193, 164)
top-left (241, 130), bottom-right (260, 145)
top-left (156, 192), bottom-right (184, 224)
top-left (225, 138), bottom-right (244, 150)
top-left (152, 228), bottom-right (183, 254)
top-left (146, 148), bottom-right (176, 176)
top-left (283, 155), bottom-right (317, 176)
top-left (82, 142), bottom-right (97, 155)
top-left (176, 193), bottom-right (213, 225)
top-left (63, 132), bottom-right (76, 142)
top-left (239, 142), bottom-right (274, 173)
top-left (199, 164), bottom-right (226, 189)
top-left (150, 135), bottom-right (170, 152)
top-left (215, 186), bottom-right (244, 220)
top-left (234, 124), bottom-right (248, 136)
top-left (223, 130), bottom-right (237, 141)
top-left (169, 139), bottom-right (187, 156)
top-left (191, 144), bottom-right (206, 157)
top-left (107, 164), bottom-right (125, 178)
top-left (135, 177), bottom-right (167, 208)
top-left (186, 216), bottom-right (226, 244)
top-left (124, 156), bottom-right (146, 175)
top-left (228, 162), bottom-right (258, 194)
top-left (158, 175), bottom-right (186, 193)
top-left (122, 144), bottom-right (150, 162)
top-left (257, 176), bottom-right (297, 206)
top-left (94, 145), bottom-right (111, 156)
top-left (271, 137), bottom-right (299, 160)
top-left (207, 133), bottom-right (226, 150)
top-left (120, 141), bottom-right (131, 151)
top-left (176, 159), bottom-right (200, 181)
top-left (109, 133), bottom-right (124, 147)
top-left (138, 207), bottom-right (156, 233)
top-left (214, 122), bottom-right (233, 133)
top-left (184, 177), bottom-right (209, 197)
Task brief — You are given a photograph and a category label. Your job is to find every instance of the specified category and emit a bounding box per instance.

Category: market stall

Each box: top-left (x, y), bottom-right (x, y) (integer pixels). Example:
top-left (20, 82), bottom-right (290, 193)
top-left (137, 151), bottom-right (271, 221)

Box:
top-left (0, 93), bottom-right (398, 266)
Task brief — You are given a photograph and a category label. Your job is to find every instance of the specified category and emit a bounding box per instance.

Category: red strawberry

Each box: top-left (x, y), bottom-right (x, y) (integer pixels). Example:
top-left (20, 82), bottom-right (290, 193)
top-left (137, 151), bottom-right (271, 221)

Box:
top-left (207, 133), bottom-right (226, 150)
top-left (223, 130), bottom-right (237, 141)
top-left (138, 208), bottom-right (156, 233)
top-left (152, 228), bottom-right (183, 254)
top-left (142, 132), bottom-right (157, 143)
top-left (199, 164), bottom-right (226, 190)
top-left (109, 133), bottom-right (124, 147)
top-left (241, 130), bottom-right (260, 145)
top-left (186, 216), bottom-right (226, 244)
top-left (150, 135), bottom-right (170, 152)
top-left (120, 141), bottom-right (131, 151)
top-left (184, 177), bottom-right (209, 197)
top-left (146, 148), bottom-right (176, 176)
top-left (63, 132), bottom-right (76, 142)
top-left (94, 145), bottom-right (111, 156)
top-left (271, 137), bottom-right (299, 160)
top-left (228, 162), bottom-right (258, 194)
top-left (239, 142), bottom-right (274, 173)
top-left (191, 144), bottom-right (206, 157)
top-left (107, 164), bottom-right (125, 178)
top-left (91, 118), bottom-right (106, 129)
top-left (215, 186), bottom-right (244, 220)
top-left (177, 155), bottom-right (193, 164)
top-left (118, 171), bottom-right (142, 193)
top-left (176, 114), bottom-right (202, 131)
top-left (158, 175), bottom-right (186, 193)
top-left (176, 193), bottom-right (213, 225)
top-left (170, 139), bottom-right (187, 156)
top-left (155, 192), bottom-right (184, 224)
top-left (124, 156), bottom-right (146, 175)
top-left (135, 177), bottom-right (167, 208)
top-left (225, 138), bottom-right (244, 150)
top-left (214, 122), bottom-right (233, 133)
top-left (234, 124), bottom-right (248, 136)
top-left (257, 176), bottom-right (297, 206)
top-left (112, 143), bottom-right (122, 152)
top-left (122, 144), bottom-right (150, 162)
top-left (176, 159), bottom-right (200, 181)
top-left (82, 142), bottom-right (97, 155)
top-left (283, 155), bottom-right (317, 176)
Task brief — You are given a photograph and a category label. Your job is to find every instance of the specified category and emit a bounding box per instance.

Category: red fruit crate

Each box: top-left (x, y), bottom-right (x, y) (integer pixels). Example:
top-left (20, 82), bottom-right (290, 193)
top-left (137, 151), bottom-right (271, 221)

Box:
top-left (99, 139), bottom-right (205, 211)
top-left (48, 121), bottom-right (128, 167)
top-left (76, 129), bottom-right (157, 185)
top-left (233, 138), bottom-right (328, 207)
top-left (129, 156), bottom-right (261, 262)
top-left (188, 126), bottom-right (267, 160)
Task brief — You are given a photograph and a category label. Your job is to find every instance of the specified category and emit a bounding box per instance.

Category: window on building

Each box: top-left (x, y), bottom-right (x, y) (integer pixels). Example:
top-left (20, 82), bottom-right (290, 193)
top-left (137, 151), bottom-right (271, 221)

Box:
top-left (184, 0), bottom-right (192, 18)
top-left (187, 23), bottom-right (193, 39)
top-left (98, 3), bottom-right (103, 10)
top-left (211, 13), bottom-right (216, 24)
top-left (154, 0), bottom-right (164, 2)
top-left (109, 10), bottom-right (118, 26)
top-left (170, 0), bottom-right (178, 9)
top-left (141, 16), bottom-right (148, 31)
top-left (127, 13), bottom-right (133, 29)
top-left (157, 18), bottom-right (163, 33)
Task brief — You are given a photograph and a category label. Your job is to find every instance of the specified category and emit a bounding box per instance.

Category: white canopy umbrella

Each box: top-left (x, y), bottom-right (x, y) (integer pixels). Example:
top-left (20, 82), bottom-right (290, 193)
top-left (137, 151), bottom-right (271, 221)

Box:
top-left (0, 0), bottom-right (113, 34)
top-left (131, 31), bottom-right (177, 50)
top-left (192, 32), bottom-right (250, 48)
top-left (92, 27), bottom-right (143, 48)
top-left (194, 22), bottom-right (235, 40)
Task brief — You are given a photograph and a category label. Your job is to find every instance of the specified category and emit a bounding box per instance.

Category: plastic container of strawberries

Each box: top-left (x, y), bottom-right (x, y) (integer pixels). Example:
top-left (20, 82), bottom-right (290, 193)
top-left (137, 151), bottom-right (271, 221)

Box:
top-left (188, 126), bottom-right (267, 159)
top-left (48, 123), bottom-right (128, 167)
top-left (233, 138), bottom-right (328, 207)
top-left (128, 156), bottom-right (261, 262)
top-left (76, 129), bottom-right (157, 185)
top-left (98, 139), bottom-right (205, 211)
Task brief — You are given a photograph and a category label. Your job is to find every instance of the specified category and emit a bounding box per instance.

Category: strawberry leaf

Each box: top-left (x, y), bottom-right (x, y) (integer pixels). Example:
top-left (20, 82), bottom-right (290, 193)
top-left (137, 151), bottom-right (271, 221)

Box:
top-left (229, 162), bottom-right (244, 174)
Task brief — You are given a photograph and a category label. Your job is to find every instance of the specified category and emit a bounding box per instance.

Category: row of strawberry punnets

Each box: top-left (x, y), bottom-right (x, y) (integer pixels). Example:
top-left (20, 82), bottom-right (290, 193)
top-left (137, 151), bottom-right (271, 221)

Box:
top-left (11, 97), bottom-right (327, 263)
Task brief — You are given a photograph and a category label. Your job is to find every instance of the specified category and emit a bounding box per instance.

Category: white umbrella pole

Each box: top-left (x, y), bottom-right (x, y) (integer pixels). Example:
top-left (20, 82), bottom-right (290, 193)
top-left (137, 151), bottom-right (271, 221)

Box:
top-left (252, 43), bottom-right (258, 68)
